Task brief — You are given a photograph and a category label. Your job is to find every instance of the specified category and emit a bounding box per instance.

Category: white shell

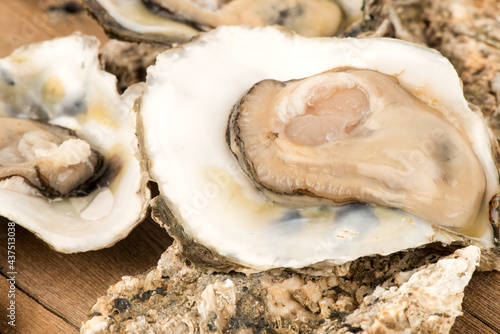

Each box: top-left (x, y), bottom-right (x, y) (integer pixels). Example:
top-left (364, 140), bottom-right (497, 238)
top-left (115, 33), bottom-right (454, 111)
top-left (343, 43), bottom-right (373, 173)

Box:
top-left (0, 34), bottom-right (150, 252)
top-left (139, 26), bottom-right (497, 270)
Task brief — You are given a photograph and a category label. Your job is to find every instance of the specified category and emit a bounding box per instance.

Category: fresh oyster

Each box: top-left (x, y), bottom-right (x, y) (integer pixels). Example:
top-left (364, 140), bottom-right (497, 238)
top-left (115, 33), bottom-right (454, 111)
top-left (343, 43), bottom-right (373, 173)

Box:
top-left (227, 68), bottom-right (486, 231)
top-left (0, 34), bottom-right (150, 252)
top-left (84, 0), bottom-right (363, 44)
top-left (137, 26), bottom-right (499, 272)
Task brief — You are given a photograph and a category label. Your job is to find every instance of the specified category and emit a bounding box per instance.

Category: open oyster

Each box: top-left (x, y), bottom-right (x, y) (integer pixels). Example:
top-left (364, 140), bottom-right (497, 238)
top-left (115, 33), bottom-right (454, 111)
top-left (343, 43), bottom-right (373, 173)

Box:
top-left (137, 26), bottom-right (499, 272)
top-left (84, 0), bottom-right (363, 44)
top-left (228, 69), bottom-right (487, 231)
top-left (0, 34), bottom-right (150, 252)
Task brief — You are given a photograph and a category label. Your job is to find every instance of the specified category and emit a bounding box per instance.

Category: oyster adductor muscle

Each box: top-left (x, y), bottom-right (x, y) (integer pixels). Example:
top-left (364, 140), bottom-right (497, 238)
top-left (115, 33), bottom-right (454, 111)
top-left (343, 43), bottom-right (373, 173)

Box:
top-left (138, 26), bottom-right (499, 272)
top-left (227, 68), bottom-right (487, 232)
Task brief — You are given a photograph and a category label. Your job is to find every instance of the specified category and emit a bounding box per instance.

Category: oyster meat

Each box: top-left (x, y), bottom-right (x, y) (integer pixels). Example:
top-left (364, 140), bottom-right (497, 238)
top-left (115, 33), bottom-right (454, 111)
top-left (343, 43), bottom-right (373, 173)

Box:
top-left (0, 117), bottom-right (104, 198)
top-left (137, 26), bottom-right (499, 272)
top-left (146, 0), bottom-right (343, 36)
top-left (228, 68), bottom-right (488, 231)
top-left (0, 34), bottom-right (150, 252)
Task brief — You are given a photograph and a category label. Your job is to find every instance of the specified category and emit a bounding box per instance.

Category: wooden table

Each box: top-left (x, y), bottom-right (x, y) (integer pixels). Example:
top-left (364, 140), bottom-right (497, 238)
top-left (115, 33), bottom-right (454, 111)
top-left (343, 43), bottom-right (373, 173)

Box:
top-left (0, 1), bottom-right (499, 333)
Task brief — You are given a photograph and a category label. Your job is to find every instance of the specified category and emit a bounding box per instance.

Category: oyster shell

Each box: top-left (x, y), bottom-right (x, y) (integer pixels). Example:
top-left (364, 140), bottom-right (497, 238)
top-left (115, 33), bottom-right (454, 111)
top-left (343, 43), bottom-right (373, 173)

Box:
top-left (137, 26), bottom-right (499, 272)
top-left (0, 34), bottom-right (150, 252)
top-left (81, 242), bottom-right (480, 333)
top-left (146, 0), bottom-right (343, 36)
top-left (84, 0), bottom-right (363, 44)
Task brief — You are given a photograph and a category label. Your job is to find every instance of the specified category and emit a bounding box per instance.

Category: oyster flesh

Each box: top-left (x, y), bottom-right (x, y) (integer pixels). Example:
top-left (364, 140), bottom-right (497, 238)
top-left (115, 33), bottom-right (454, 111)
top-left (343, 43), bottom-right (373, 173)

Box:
top-left (137, 26), bottom-right (499, 272)
top-left (0, 117), bottom-right (104, 198)
top-left (0, 34), bottom-right (150, 252)
top-left (84, 0), bottom-right (200, 44)
top-left (227, 68), bottom-right (487, 231)
top-left (145, 0), bottom-right (343, 36)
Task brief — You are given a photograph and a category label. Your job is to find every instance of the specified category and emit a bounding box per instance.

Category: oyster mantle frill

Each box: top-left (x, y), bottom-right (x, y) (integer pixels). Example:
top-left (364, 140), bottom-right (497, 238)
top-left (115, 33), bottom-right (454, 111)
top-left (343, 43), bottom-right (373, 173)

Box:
top-left (137, 26), bottom-right (499, 272)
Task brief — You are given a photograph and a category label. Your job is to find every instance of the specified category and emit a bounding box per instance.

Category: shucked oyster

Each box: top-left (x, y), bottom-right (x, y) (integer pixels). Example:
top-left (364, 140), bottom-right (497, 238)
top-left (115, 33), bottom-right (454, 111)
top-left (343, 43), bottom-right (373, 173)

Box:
top-left (137, 26), bottom-right (499, 272)
top-left (0, 34), bottom-right (150, 252)
top-left (84, 0), bottom-right (363, 44)
top-left (0, 118), bottom-right (104, 198)
top-left (228, 69), bottom-right (487, 232)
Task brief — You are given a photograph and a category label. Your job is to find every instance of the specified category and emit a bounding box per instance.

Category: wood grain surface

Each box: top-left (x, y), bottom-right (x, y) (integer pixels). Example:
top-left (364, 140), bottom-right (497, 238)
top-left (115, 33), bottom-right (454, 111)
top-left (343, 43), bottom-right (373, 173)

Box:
top-left (0, 1), bottom-right (499, 333)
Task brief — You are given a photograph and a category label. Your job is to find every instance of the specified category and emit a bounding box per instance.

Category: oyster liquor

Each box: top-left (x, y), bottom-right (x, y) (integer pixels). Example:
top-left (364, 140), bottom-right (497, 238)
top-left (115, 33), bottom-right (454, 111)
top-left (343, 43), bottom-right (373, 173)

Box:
top-left (6, 221), bottom-right (16, 327)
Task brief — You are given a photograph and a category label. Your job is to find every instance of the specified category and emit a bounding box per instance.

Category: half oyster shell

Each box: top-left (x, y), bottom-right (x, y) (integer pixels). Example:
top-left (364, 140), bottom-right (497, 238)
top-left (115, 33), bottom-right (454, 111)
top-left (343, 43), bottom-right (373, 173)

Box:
top-left (84, 0), bottom-right (363, 44)
top-left (0, 34), bottom-right (150, 252)
top-left (137, 26), bottom-right (499, 273)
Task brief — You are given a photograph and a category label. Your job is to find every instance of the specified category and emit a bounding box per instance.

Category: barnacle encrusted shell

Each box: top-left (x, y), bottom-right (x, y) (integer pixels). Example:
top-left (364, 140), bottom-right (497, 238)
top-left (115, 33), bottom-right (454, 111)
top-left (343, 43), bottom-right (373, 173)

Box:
top-left (0, 34), bottom-right (150, 252)
top-left (137, 26), bottom-right (499, 272)
top-left (81, 243), bottom-right (481, 333)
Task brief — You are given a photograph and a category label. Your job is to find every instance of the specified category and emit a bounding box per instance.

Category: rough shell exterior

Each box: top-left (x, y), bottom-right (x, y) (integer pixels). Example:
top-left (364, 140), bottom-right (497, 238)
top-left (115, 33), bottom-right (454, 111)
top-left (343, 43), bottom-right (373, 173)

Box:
top-left (81, 243), bottom-right (479, 333)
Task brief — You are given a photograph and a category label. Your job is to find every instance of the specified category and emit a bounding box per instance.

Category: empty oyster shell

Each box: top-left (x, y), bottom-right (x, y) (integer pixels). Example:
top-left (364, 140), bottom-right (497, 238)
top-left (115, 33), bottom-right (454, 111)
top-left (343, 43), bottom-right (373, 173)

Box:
top-left (0, 34), bottom-right (150, 252)
top-left (137, 26), bottom-right (499, 272)
top-left (84, 0), bottom-right (363, 44)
